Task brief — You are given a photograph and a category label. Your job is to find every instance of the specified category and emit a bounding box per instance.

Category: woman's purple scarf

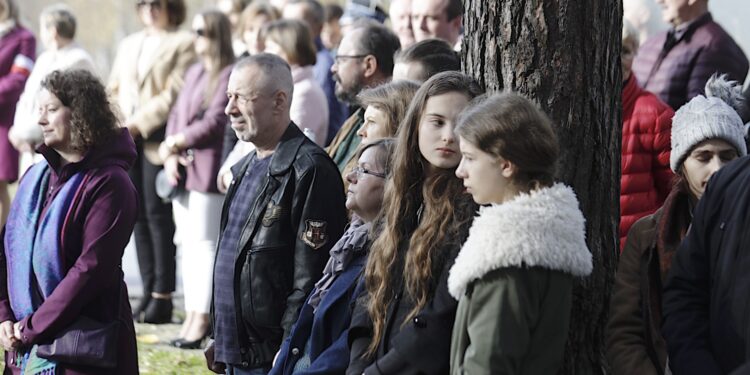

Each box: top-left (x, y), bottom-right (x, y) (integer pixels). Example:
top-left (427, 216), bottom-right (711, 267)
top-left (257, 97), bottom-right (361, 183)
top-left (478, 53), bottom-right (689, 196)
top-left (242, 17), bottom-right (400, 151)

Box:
top-left (4, 161), bottom-right (86, 321)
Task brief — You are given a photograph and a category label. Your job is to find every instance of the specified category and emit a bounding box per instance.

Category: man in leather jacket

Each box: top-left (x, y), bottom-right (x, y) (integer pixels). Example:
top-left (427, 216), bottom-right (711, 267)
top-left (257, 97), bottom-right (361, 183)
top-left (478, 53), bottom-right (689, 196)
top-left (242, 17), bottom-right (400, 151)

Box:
top-left (206, 54), bottom-right (347, 375)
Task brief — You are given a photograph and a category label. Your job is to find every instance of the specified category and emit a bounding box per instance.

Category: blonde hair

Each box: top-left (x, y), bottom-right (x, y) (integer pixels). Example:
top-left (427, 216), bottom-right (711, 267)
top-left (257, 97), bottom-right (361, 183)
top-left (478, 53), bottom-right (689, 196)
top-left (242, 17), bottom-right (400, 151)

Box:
top-left (357, 80), bottom-right (420, 137)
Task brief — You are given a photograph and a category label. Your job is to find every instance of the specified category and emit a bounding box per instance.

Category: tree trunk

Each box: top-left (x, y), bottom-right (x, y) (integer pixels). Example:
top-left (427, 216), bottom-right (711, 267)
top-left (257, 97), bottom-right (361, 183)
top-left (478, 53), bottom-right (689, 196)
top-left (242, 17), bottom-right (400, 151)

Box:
top-left (462, 1), bottom-right (622, 373)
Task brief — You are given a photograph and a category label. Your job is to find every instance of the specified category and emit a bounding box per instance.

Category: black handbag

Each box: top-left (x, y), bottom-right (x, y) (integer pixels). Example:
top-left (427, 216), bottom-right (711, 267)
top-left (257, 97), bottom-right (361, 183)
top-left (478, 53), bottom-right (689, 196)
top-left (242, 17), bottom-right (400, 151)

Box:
top-left (36, 316), bottom-right (120, 368)
top-left (35, 271), bottom-right (123, 368)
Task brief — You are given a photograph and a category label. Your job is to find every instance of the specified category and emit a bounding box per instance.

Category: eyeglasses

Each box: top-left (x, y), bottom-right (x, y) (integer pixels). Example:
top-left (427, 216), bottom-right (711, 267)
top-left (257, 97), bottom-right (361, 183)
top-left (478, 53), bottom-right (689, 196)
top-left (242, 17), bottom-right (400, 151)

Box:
top-left (137, 1), bottom-right (162, 10)
top-left (333, 54), bottom-right (368, 64)
top-left (351, 165), bottom-right (386, 179)
top-left (226, 92), bottom-right (254, 106)
top-left (193, 28), bottom-right (207, 37)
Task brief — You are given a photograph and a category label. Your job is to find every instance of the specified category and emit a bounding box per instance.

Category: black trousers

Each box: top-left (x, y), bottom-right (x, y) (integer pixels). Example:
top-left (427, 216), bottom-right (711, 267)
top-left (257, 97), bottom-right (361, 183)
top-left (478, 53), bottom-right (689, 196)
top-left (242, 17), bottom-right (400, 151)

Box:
top-left (129, 141), bottom-right (176, 295)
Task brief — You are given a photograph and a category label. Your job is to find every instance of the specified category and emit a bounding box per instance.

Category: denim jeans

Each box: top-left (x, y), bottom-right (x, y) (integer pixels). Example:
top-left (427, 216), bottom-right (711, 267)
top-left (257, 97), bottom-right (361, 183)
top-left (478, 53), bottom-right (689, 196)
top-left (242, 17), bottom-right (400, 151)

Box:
top-left (225, 365), bottom-right (270, 375)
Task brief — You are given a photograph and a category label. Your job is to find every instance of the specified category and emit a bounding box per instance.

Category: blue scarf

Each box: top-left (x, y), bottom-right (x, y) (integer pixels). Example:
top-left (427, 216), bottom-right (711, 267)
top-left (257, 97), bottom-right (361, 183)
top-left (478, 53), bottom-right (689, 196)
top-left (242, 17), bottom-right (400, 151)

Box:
top-left (4, 161), bottom-right (86, 375)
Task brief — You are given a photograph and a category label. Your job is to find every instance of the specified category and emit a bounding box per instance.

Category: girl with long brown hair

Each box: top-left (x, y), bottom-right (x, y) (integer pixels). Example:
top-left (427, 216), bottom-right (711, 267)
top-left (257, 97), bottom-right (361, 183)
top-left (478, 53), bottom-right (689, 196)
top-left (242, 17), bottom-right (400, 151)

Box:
top-left (347, 71), bottom-right (482, 374)
top-left (158, 9), bottom-right (234, 349)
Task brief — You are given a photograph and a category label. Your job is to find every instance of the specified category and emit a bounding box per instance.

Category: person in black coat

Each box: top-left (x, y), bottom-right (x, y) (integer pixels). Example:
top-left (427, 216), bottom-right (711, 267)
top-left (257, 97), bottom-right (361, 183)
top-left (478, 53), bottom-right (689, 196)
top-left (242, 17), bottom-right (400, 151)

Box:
top-left (661, 84), bottom-right (750, 374)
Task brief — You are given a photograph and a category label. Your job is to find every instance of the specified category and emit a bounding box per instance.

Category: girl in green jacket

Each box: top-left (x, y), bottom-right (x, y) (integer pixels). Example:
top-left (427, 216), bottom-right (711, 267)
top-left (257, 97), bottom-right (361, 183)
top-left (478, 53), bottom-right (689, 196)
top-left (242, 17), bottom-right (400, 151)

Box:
top-left (449, 92), bottom-right (593, 375)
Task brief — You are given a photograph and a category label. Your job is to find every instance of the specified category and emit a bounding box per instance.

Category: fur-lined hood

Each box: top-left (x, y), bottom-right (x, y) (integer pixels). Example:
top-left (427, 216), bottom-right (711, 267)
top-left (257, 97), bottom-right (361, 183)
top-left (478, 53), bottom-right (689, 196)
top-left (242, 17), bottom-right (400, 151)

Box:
top-left (448, 183), bottom-right (592, 299)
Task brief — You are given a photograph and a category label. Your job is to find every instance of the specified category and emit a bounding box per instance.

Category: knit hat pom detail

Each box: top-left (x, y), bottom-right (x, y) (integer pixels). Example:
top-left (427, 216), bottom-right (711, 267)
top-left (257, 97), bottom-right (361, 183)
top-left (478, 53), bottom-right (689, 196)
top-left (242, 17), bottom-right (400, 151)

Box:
top-left (669, 74), bottom-right (747, 172)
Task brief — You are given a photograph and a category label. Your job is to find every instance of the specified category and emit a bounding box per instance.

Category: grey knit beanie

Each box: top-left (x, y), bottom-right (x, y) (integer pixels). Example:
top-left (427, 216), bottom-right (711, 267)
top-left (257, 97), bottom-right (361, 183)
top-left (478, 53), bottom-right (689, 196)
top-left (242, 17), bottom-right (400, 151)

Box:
top-left (670, 74), bottom-right (748, 172)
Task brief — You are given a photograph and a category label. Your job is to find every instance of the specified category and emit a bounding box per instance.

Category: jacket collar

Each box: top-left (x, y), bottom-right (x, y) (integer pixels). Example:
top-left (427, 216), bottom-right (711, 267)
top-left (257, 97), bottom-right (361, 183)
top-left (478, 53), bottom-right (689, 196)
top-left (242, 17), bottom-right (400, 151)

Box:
top-left (231, 123), bottom-right (306, 178)
top-left (269, 123), bottom-right (306, 175)
top-left (448, 183), bottom-right (592, 299)
top-left (672, 12), bottom-right (712, 43)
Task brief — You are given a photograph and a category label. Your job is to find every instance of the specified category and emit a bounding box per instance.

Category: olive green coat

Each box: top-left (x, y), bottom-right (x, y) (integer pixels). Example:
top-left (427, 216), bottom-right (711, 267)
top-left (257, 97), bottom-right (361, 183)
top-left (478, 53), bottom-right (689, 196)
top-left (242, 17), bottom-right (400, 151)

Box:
top-left (448, 184), bottom-right (593, 375)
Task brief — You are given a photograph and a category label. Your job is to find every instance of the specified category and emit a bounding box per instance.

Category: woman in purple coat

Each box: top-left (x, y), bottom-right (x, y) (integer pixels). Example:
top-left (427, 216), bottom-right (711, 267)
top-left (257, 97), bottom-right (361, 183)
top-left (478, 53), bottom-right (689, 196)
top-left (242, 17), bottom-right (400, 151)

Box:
top-left (0, 69), bottom-right (139, 374)
top-left (158, 9), bottom-right (234, 349)
top-left (0, 0), bottom-right (35, 228)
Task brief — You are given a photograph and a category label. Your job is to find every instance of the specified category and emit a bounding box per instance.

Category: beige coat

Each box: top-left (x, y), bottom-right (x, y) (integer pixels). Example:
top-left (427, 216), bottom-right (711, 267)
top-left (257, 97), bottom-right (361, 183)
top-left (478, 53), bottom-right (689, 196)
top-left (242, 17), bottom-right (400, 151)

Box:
top-left (108, 29), bottom-right (196, 164)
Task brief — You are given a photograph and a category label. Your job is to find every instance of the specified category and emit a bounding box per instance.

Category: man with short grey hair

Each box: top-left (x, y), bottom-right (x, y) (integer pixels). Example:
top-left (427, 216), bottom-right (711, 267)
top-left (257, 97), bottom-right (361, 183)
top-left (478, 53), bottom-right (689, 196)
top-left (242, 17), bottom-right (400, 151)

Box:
top-left (205, 54), bottom-right (347, 375)
top-left (632, 0), bottom-right (748, 111)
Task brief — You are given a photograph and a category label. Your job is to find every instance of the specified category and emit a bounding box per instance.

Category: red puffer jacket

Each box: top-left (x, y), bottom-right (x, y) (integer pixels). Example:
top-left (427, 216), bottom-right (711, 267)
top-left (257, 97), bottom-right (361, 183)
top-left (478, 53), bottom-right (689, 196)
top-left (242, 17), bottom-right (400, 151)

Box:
top-left (620, 76), bottom-right (674, 251)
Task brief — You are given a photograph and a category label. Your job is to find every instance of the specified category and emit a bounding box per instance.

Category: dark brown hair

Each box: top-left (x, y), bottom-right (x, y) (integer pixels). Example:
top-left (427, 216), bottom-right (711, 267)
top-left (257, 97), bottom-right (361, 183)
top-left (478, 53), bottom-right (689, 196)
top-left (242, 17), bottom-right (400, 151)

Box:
top-left (40, 4), bottom-right (77, 39)
top-left (456, 92), bottom-right (559, 191)
top-left (196, 10), bottom-right (235, 105)
top-left (138, 0), bottom-right (186, 27)
top-left (395, 38), bottom-right (460, 82)
top-left (40, 70), bottom-right (119, 152)
top-left (364, 71), bottom-right (482, 356)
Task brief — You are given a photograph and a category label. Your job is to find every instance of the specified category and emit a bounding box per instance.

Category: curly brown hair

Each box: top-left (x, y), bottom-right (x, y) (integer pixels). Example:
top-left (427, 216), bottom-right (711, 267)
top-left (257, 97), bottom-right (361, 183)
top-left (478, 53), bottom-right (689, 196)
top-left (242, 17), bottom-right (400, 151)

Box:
top-left (40, 69), bottom-right (120, 153)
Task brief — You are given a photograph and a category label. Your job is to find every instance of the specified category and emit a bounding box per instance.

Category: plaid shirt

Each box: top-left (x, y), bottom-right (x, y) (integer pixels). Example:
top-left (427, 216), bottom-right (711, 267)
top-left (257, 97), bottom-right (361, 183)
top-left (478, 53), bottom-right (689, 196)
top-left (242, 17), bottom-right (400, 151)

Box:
top-left (213, 154), bottom-right (271, 366)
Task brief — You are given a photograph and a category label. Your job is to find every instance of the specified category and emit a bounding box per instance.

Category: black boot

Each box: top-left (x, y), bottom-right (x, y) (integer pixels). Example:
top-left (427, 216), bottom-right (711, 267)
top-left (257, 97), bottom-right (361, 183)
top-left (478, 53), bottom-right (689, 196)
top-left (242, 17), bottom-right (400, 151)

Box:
top-left (132, 295), bottom-right (152, 321)
top-left (142, 298), bottom-right (173, 324)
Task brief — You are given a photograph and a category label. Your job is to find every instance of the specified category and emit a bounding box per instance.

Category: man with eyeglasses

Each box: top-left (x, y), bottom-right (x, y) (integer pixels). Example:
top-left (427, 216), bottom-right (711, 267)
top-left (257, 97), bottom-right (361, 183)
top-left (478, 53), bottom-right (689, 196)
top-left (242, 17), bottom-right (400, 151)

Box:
top-left (205, 54), bottom-right (346, 375)
top-left (327, 21), bottom-right (400, 176)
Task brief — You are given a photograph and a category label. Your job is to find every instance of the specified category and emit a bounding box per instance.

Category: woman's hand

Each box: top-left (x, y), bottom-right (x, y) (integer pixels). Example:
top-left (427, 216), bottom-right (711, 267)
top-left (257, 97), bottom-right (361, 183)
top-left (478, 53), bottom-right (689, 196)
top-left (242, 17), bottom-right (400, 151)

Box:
top-left (158, 134), bottom-right (187, 161)
top-left (163, 155), bottom-right (184, 187)
top-left (0, 321), bottom-right (19, 350)
top-left (204, 340), bottom-right (226, 374)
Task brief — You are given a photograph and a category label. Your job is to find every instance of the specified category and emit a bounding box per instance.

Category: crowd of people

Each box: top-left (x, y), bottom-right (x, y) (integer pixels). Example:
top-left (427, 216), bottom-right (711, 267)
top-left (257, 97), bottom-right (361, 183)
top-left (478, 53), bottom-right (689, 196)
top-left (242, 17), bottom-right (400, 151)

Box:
top-left (0, 0), bottom-right (749, 374)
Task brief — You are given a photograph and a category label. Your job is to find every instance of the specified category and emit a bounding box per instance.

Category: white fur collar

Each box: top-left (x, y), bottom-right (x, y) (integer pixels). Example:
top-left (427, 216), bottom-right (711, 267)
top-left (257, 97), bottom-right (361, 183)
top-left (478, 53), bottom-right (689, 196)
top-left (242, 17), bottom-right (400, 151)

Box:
top-left (448, 183), bottom-right (592, 299)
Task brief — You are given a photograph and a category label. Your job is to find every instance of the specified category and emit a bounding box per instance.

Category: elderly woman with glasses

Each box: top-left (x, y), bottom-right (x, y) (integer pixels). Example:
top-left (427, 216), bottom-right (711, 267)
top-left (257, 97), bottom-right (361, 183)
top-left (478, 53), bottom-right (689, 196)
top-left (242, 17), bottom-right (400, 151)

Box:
top-left (108, 0), bottom-right (196, 324)
top-left (270, 139), bottom-right (394, 375)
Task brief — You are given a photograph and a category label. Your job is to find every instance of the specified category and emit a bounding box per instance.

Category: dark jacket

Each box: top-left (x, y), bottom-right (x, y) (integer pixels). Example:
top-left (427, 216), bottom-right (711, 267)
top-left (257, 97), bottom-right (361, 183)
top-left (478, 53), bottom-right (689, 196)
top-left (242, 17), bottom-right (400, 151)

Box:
top-left (620, 76), bottom-right (674, 251)
top-left (270, 238), bottom-right (368, 375)
top-left (632, 12), bottom-right (749, 111)
top-left (327, 108), bottom-right (364, 175)
top-left (213, 124), bottom-right (347, 368)
top-left (607, 184), bottom-right (692, 375)
top-left (347, 206), bottom-right (474, 375)
top-left (0, 129), bottom-right (139, 375)
top-left (165, 63), bottom-right (232, 193)
top-left (662, 156), bottom-right (750, 374)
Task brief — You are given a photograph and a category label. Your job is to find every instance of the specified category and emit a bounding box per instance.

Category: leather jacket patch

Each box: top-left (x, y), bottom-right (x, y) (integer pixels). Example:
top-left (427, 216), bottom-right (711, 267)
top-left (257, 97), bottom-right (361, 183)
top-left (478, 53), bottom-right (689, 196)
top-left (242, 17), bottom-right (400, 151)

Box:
top-left (302, 220), bottom-right (328, 249)
top-left (262, 202), bottom-right (284, 227)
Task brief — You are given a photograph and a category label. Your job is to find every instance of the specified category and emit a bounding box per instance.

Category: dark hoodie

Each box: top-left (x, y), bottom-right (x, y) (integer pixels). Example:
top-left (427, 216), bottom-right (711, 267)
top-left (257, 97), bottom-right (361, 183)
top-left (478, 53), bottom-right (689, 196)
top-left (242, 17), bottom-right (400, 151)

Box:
top-left (0, 129), bottom-right (139, 375)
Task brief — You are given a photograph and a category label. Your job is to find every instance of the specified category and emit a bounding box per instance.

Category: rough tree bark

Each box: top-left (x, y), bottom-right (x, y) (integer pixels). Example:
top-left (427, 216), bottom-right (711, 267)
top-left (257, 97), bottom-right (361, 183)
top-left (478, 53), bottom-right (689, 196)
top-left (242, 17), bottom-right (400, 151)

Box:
top-left (462, 1), bottom-right (622, 373)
